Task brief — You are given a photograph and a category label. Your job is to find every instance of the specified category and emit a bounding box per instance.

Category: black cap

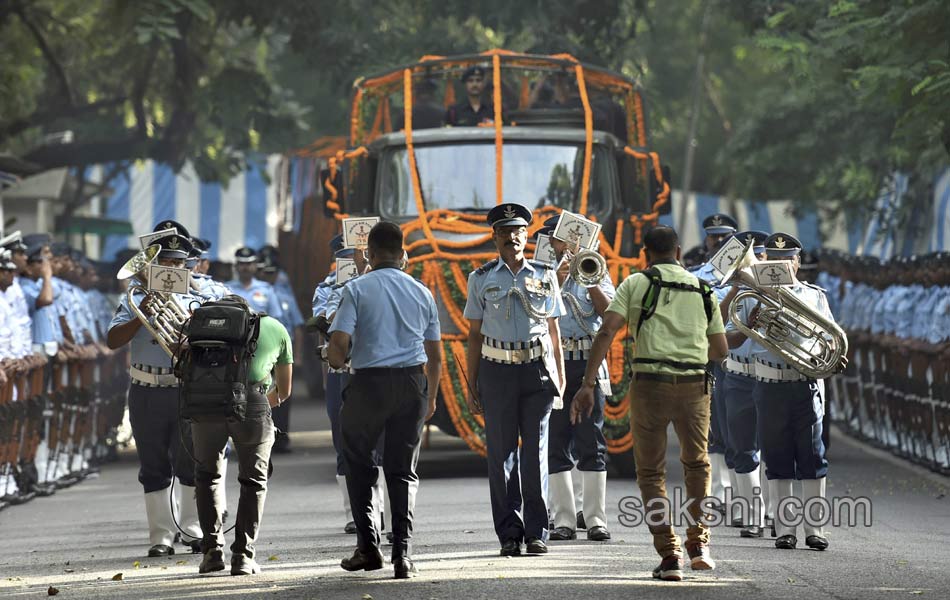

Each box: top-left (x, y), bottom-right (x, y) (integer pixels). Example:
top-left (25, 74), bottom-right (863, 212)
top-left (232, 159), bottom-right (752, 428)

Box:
top-left (258, 245), bottom-right (279, 262)
top-left (153, 219), bottom-right (191, 240)
top-left (155, 233), bottom-right (193, 260)
top-left (487, 203), bottom-right (531, 229)
top-left (22, 233), bottom-right (51, 248)
top-left (733, 230), bottom-right (769, 254)
top-left (234, 246), bottom-right (257, 263)
top-left (260, 254), bottom-right (279, 273)
top-left (461, 65), bottom-right (487, 82)
top-left (26, 242), bottom-right (46, 262)
top-left (50, 242), bottom-right (72, 257)
top-left (329, 233), bottom-right (345, 254)
top-left (702, 213), bottom-right (738, 235)
top-left (764, 232), bottom-right (802, 257)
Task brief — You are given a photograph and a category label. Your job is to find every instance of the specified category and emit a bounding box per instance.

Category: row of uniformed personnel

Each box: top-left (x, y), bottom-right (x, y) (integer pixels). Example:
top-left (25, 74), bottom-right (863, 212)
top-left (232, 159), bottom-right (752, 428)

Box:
top-left (817, 250), bottom-right (950, 471)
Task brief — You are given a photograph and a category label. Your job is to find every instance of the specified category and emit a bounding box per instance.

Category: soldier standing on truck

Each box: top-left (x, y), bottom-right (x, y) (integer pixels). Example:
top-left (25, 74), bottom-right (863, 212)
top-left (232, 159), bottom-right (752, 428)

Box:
top-left (445, 65), bottom-right (496, 127)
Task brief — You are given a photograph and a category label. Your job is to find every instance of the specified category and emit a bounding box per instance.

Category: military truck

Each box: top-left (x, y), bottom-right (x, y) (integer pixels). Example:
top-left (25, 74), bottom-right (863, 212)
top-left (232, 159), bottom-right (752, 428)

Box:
top-left (320, 50), bottom-right (673, 475)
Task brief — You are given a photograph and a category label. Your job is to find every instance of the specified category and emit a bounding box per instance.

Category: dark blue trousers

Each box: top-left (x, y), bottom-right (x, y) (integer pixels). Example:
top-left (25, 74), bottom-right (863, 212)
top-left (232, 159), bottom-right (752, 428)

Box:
top-left (326, 372), bottom-right (347, 476)
top-left (753, 379), bottom-right (828, 480)
top-left (708, 363), bottom-right (733, 467)
top-left (478, 359), bottom-right (556, 544)
top-left (548, 360), bottom-right (607, 473)
top-left (723, 372), bottom-right (759, 474)
top-left (127, 384), bottom-right (195, 492)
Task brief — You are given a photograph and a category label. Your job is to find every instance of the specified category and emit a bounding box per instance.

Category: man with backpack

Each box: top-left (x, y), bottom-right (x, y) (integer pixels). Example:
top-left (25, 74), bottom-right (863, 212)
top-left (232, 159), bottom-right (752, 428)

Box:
top-left (183, 294), bottom-right (293, 576)
top-left (572, 225), bottom-right (728, 582)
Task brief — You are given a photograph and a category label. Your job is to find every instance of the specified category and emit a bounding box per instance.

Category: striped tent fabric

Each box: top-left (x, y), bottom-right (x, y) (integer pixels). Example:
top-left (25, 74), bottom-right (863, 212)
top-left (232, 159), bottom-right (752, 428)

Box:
top-left (98, 156), bottom-right (283, 262)
top-left (929, 168), bottom-right (950, 254)
top-left (657, 191), bottom-right (838, 254)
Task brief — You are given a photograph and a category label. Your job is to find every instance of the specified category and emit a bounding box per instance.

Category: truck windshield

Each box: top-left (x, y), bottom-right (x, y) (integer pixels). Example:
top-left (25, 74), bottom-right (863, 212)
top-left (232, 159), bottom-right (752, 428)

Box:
top-left (378, 142), bottom-right (614, 218)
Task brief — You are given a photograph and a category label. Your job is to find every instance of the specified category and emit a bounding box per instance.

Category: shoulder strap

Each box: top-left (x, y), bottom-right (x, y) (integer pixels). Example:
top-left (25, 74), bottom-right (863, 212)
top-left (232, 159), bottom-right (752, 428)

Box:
top-left (636, 268), bottom-right (662, 336)
top-left (246, 314), bottom-right (261, 356)
top-left (475, 259), bottom-right (499, 275)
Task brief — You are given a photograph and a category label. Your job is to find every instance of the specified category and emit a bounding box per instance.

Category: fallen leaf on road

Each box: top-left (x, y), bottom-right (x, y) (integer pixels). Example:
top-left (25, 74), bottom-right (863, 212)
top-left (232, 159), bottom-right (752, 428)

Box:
top-left (910, 592), bottom-right (923, 595)
top-left (463, 530), bottom-right (475, 534)
top-left (133, 561), bottom-right (140, 568)
top-left (64, 569), bottom-right (74, 573)
top-left (786, 577), bottom-right (795, 584)
top-left (48, 586), bottom-right (59, 596)
top-left (897, 560), bottom-right (908, 566)
top-left (362, 595), bottom-right (373, 600)
top-left (112, 573), bottom-right (123, 581)
top-left (268, 555), bottom-right (279, 561)
top-left (175, 560), bottom-right (186, 565)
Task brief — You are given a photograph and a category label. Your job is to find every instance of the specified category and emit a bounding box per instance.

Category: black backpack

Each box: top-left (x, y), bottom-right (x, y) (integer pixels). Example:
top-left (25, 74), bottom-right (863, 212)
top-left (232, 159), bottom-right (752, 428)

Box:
top-left (176, 299), bottom-right (261, 421)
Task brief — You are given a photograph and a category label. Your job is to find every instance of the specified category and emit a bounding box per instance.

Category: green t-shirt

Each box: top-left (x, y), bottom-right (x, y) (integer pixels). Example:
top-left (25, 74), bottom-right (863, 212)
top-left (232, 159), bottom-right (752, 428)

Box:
top-left (606, 263), bottom-right (725, 375)
top-left (249, 315), bottom-right (294, 386)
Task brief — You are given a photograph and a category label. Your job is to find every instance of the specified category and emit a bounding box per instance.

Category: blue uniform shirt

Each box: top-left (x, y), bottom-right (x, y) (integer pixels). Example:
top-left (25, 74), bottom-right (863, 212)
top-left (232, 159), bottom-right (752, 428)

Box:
top-left (725, 292), bottom-right (760, 364)
top-left (691, 261), bottom-right (729, 302)
top-left (329, 267), bottom-right (440, 369)
top-left (464, 258), bottom-right (565, 342)
top-left (225, 278), bottom-right (285, 321)
top-left (927, 286), bottom-right (950, 344)
top-left (20, 277), bottom-right (63, 345)
top-left (192, 273), bottom-right (231, 302)
top-left (558, 274), bottom-right (615, 339)
top-left (894, 285), bottom-right (924, 339)
top-left (911, 286), bottom-right (940, 341)
top-left (274, 284), bottom-right (304, 333)
top-left (311, 273), bottom-right (336, 317)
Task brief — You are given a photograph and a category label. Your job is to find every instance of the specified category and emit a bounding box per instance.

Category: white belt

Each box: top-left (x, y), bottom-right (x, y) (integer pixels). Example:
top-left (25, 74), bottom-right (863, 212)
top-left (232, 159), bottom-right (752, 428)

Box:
top-left (130, 366), bottom-right (179, 387)
top-left (725, 358), bottom-right (754, 377)
top-left (481, 343), bottom-right (544, 364)
top-left (561, 337), bottom-right (593, 351)
top-left (754, 362), bottom-right (807, 383)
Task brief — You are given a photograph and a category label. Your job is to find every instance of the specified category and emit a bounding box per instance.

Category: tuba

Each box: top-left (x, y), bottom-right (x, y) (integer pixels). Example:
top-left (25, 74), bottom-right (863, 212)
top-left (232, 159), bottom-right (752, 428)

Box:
top-left (721, 244), bottom-right (848, 379)
top-left (116, 245), bottom-right (191, 359)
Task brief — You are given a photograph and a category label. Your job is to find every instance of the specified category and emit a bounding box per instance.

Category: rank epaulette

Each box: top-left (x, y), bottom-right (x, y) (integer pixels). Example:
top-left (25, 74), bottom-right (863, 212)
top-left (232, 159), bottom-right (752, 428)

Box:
top-left (528, 259), bottom-right (553, 270)
top-left (474, 259), bottom-right (499, 275)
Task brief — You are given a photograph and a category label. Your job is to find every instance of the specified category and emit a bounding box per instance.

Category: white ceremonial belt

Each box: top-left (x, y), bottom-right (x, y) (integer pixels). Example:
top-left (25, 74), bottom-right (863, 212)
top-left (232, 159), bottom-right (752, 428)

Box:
top-left (481, 343), bottom-right (544, 365)
top-left (725, 358), bottom-right (754, 377)
top-left (753, 362), bottom-right (808, 383)
top-left (561, 337), bottom-right (593, 351)
top-left (130, 366), bottom-right (179, 387)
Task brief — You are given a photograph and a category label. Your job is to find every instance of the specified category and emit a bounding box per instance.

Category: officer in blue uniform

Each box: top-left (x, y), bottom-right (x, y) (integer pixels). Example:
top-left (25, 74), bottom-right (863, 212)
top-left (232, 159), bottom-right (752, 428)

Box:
top-left (20, 237), bottom-right (62, 355)
top-left (737, 232), bottom-right (843, 551)
top-left (719, 230), bottom-right (769, 537)
top-left (107, 231), bottom-right (203, 557)
top-left (537, 215), bottom-right (615, 542)
top-left (328, 221), bottom-right (442, 579)
top-left (463, 203), bottom-right (566, 556)
top-left (313, 234), bottom-right (358, 533)
top-left (225, 247), bottom-right (285, 320)
top-left (690, 213), bottom-right (738, 517)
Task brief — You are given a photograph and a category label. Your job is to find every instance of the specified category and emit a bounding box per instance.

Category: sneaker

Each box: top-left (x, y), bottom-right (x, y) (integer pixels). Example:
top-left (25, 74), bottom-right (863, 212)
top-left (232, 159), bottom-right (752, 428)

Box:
top-left (687, 545), bottom-right (716, 570)
top-left (199, 548), bottom-right (225, 574)
top-left (652, 555), bottom-right (683, 581)
top-left (231, 555), bottom-right (261, 575)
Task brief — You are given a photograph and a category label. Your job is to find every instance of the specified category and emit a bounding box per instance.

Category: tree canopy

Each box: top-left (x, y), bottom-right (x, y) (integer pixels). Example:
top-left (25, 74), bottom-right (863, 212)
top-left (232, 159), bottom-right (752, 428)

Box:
top-left (1, 0), bottom-right (947, 217)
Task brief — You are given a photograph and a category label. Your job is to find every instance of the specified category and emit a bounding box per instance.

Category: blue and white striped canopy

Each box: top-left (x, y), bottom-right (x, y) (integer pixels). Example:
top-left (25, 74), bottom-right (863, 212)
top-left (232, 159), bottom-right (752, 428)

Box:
top-left (96, 156), bottom-right (283, 262)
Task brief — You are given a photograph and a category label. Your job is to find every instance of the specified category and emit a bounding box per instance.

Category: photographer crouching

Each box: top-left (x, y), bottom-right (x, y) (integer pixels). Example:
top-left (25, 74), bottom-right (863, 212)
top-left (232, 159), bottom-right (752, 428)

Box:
top-left (182, 294), bottom-right (293, 576)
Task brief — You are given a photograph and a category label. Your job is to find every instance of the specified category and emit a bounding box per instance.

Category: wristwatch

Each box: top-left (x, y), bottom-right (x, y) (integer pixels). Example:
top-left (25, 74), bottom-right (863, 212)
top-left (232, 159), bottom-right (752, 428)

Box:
top-left (583, 375), bottom-right (598, 388)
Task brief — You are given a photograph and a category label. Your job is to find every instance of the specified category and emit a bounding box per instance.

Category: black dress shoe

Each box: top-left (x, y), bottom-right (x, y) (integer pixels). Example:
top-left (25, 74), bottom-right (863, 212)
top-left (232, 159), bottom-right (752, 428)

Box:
top-left (525, 538), bottom-right (548, 554)
top-left (775, 535), bottom-right (797, 550)
top-left (393, 556), bottom-right (418, 579)
top-left (344, 521), bottom-right (357, 534)
top-left (341, 547), bottom-right (384, 571)
top-left (183, 538), bottom-right (202, 554)
top-left (549, 526), bottom-right (576, 540)
top-left (500, 539), bottom-right (521, 556)
top-left (805, 534), bottom-right (829, 550)
top-left (740, 525), bottom-right (764, 538)
top-left (587, 525), bottom-right (611, 541)
top-left (148, 544), bottom-right (175, 557)
top-left (576, 511), bottom-right (587, 530)
top-left (31, 483), bottom-right (55, 497)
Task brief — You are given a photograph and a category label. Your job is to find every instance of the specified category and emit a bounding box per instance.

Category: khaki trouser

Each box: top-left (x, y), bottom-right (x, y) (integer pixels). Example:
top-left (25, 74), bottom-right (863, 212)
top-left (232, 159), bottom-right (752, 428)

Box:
top-left (630, 377), bottom-right (711, 558)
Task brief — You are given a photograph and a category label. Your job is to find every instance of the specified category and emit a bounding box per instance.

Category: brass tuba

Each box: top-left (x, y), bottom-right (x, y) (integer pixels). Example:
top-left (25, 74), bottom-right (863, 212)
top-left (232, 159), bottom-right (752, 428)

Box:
top-left (560, 247), bottom-right (608, 287)
top-left (721, 244), bottom-right (848, 379)
top-left (116, 245), bottom-right (191, 358)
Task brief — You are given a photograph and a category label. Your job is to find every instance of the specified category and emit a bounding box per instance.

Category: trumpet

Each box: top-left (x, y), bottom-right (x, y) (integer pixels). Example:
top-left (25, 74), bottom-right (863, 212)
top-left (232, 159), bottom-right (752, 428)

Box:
top-left (116, 245), bottom-right (191, 359)
top-left (721, 244), bottom-right (848, 379)
top-left (557, 245), bottom-right (608, 287)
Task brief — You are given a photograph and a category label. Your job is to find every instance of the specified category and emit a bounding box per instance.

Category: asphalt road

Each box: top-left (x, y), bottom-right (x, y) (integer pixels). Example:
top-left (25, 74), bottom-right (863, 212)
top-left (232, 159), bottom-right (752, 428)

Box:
top-left (2, 381), bottom-right (949, 600)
